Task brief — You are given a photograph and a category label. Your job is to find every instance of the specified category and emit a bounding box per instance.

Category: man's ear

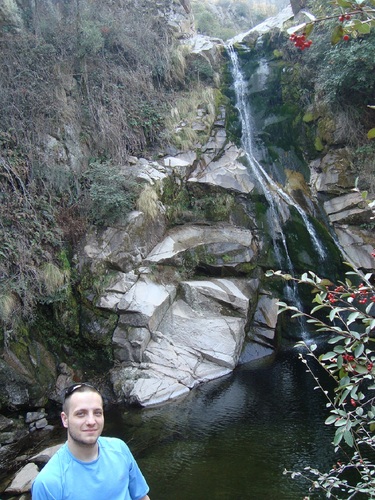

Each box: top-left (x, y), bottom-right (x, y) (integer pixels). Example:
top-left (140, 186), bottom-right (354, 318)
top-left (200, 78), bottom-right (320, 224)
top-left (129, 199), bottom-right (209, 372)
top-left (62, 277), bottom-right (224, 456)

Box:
top-left (61, 411), bottom-right (68, 429)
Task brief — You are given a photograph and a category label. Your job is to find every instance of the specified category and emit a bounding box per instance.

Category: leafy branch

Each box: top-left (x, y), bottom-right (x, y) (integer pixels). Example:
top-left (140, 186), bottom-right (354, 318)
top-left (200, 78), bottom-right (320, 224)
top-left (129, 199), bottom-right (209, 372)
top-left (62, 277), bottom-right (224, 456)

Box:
top-left (266, 260), bottom-right (375, 498)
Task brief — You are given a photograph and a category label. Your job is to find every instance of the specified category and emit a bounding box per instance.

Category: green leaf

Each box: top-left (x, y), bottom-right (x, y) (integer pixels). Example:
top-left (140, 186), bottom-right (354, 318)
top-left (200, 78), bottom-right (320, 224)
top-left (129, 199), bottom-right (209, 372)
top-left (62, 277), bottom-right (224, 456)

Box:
top-left (367, 128), bottom-right (375, 139)
top-left (328, 335), bottom-right (345, 344)
top-left (353, 364), bottom-right (369, 374)
top-left (338, 387), bottom-right (351, 405)
top-left (333, 428), bottom-right (344, 446)
top-left (355, 406), bottom-right (363, 417)
top-left (320, 279), bottom-right (333, 287)
top-left (325, 415), bottom-right (338, 425)
top-left (347, 311), bottom-right (360, 325)
top-left (357, 22), bottom-right (371, 34)
top-left (344, 430), bottom-right (354, 447)
top-left (337, 0), bottom-right (353, 6)
top-left (320, 352), bottom-right (337, 361)
top-left (312, 294), bottom-right (323, 305)
top-left (334, 417), bottom-right (347, 427)
top-left (354, 343), bottom-right (364, 358)
top-left (331, 25), bottom-right (344, 45)
top-left (329, 308), bottom-right (336, 322)
top-left (304, 23), bottom-right (314, 37)
top-left (311, 304), bottom-right (326, 314)
top-left (334, 346), bottom-right (345, 354)
top-left (337, 354), bottom-right (343, 369)
top-left (339, 376), bottom-right (351, 387)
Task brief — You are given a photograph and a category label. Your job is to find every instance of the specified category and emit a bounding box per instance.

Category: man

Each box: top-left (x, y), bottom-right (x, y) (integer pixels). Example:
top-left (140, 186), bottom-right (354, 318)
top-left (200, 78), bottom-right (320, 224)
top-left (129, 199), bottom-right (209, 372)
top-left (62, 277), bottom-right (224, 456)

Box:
top-left (32, 383), bottom-right (150, 500)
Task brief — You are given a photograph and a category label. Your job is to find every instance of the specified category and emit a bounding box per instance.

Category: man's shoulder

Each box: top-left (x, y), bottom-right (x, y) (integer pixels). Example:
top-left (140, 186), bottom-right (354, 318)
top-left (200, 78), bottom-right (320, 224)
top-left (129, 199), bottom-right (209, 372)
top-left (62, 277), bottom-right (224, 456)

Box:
top-left (36, 443), bottom-right (68, 472)
top-left (98, 436), bottom-right (126, 448)
top-left (98, 436), bottom-right (131, 454)
top-left (32, 445), bottom-right (67, 497)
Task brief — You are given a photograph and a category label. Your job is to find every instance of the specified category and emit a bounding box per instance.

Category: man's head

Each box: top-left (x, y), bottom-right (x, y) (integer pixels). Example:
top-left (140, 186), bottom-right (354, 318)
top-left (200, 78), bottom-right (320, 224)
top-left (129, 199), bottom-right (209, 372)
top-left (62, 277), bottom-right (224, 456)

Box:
top-left (62, 383), bottom-right (102, 414)
top-left (61, 383), bottom-right (104, 453)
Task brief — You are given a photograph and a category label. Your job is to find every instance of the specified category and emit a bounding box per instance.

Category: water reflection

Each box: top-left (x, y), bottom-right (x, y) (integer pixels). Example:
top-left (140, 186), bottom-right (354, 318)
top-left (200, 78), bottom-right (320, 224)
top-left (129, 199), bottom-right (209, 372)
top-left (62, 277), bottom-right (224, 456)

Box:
top-left (105, 347), bottom-right (335, 500)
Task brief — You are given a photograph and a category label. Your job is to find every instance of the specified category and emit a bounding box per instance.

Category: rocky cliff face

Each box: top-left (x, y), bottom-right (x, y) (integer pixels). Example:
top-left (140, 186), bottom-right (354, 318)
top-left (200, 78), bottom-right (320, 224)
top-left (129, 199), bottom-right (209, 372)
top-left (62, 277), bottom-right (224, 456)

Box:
top-left (0, 3), bottom-right (374, 486)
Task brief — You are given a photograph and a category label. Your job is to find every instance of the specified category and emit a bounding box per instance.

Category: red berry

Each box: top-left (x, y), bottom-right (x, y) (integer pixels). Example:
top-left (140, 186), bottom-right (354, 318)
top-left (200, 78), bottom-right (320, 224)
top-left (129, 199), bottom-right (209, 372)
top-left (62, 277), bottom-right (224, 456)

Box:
top-left (343, 34), bottom-right (350, 41)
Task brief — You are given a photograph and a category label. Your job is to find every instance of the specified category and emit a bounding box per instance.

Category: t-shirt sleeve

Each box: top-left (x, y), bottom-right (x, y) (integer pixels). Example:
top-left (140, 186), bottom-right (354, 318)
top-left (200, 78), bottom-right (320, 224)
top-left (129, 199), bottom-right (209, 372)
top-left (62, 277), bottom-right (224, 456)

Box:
top-left (31, 474), bottom-right (59, 500)
top-left (127, 449), bottom-right (150, 500)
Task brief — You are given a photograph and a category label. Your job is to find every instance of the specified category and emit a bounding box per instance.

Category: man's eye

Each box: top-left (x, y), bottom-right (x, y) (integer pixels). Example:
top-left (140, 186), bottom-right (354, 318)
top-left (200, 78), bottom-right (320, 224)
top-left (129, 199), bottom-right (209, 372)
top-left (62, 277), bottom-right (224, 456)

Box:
top-left (95, 411), bottom-right (103, 416)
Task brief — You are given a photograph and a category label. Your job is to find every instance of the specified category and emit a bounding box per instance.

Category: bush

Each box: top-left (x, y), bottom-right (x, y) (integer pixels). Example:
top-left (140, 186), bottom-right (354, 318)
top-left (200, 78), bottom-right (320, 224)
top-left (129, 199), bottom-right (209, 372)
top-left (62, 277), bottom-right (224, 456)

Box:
top-left (267, 254), bottom-right (375, 497)
top-left (82, 160), bottom-right (138, 226)
top-left (314, 32), bottom-right (375, 107)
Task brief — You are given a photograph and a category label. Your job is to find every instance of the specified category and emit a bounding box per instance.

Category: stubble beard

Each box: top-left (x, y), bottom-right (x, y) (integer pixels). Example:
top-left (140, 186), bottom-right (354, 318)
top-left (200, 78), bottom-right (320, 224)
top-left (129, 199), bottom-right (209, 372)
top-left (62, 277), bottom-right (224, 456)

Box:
top-left (68, 427), bottom-right (100, 448)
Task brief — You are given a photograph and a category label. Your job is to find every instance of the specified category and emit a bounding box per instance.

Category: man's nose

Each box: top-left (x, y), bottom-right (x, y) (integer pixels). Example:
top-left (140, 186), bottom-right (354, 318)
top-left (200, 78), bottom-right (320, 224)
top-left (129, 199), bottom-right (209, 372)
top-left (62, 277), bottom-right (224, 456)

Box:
top-left (86, 413), bottom-right (96, 425)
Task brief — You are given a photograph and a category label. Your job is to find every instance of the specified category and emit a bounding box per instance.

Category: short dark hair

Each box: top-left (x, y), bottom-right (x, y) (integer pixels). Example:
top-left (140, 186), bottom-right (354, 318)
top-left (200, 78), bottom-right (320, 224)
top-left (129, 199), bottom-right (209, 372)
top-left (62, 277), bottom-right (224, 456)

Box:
top-left (62, 383), bottom-right (102, 413)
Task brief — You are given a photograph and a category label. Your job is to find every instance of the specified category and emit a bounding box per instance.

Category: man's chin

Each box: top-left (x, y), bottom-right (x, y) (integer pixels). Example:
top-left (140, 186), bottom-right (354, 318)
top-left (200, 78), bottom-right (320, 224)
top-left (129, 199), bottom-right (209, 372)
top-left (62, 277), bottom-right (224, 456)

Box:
top-left (70, 432), bottom-right (100, 447)
top-left (81, 434), bottom-right (99, 444)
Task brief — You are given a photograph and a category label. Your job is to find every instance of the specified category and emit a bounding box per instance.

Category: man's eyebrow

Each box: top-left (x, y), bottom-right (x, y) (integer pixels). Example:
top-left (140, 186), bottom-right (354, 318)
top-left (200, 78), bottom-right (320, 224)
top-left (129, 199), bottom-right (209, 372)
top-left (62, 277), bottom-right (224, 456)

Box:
top-left (73, 406), bottom-right (103, 413)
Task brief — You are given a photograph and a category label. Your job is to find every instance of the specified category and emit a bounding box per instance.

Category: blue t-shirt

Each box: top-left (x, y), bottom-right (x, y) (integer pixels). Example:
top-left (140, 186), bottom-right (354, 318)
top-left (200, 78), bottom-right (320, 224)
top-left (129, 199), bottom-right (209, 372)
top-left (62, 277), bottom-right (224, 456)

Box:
top-left (31, 436), bottom-right (149, 500)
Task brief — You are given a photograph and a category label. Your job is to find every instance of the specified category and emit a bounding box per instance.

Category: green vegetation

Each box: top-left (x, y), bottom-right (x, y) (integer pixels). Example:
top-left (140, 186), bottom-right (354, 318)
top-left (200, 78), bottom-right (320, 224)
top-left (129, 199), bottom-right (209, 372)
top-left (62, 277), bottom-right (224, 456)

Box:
top-left (82, 160), bottom-right (138, 226)
top-left (268, 260), bottom-right (375, 498)
top-left (271, 3), bottom-right (375, 193)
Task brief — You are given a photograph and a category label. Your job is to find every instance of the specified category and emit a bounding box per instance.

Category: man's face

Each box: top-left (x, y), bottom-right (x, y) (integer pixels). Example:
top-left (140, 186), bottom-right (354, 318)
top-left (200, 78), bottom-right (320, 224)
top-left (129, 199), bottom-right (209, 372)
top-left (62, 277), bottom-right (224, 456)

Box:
top-left (61, 391), bottom-right (104, 447)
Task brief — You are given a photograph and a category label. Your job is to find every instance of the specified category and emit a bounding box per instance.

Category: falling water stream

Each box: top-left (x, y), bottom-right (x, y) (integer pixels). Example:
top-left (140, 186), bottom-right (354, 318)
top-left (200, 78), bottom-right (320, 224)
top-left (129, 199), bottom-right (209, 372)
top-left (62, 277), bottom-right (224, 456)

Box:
top-left (226, 44), bottom-right (326, 264)
top-left (226, 44), bottom-right (329, 335)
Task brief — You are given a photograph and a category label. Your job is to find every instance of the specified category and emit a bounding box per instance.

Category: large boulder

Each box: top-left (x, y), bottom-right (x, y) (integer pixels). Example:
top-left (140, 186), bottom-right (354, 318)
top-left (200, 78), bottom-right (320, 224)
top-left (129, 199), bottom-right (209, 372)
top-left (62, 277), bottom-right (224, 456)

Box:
top-left (323, 192), bottom-right (373, 225)
top-left (110, 277), bottom-right (260, 406)
top-left (144, 222), bottom-right (259, 268)
top-left (334, 225), bottom-right (375, 271)
top-left (189, 143), bottom-right (255, 194)
top-left (310, 150), bottom-right (356, 195)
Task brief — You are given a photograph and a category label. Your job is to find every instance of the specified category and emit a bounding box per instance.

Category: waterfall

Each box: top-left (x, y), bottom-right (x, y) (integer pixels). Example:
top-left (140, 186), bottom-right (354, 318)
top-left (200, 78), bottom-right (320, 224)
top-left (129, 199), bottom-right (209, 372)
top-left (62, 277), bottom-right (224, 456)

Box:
top-left (226, 44), bottom-right (329, 336)
top-left (226, 44), bottom-right (326, 263)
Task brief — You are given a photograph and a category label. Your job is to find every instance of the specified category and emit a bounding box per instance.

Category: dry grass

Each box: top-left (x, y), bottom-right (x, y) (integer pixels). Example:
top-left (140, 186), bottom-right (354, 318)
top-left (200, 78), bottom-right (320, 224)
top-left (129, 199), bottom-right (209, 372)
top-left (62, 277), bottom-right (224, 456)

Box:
top-left (39, 262), bottom-right (69, 296)
top-left (0, 292), bottom-right (20, 325)
top-left (137, 185), bottom-right (160, 220)
top-left (164, 84), bottom-right (216, 150)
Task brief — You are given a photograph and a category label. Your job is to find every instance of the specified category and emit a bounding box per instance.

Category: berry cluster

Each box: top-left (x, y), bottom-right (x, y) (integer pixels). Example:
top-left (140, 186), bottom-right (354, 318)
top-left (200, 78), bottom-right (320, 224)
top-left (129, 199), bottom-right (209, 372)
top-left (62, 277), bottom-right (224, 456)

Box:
top-left (339, 13), bottom-right (352, 41)
top-left (339, 13), bottom-right (351, 22)
top-left (326, 281), bottom-right (375, 306)
top-left (351, 283), bottom-right (375, 305)
top-left (289, 33), bottom-right (313, 50)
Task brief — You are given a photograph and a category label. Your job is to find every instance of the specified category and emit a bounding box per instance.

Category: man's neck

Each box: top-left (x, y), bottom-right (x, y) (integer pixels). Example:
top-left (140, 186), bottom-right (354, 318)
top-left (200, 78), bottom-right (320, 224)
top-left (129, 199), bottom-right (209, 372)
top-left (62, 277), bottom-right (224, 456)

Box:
top-left (67, 439), bottom-right (100, 462)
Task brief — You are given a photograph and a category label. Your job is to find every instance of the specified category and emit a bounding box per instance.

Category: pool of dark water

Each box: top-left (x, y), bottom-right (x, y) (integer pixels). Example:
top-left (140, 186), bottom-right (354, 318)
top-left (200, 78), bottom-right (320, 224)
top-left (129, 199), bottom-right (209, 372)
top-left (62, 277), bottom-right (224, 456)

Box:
top-left (104, 346), bottom-right (335, 500)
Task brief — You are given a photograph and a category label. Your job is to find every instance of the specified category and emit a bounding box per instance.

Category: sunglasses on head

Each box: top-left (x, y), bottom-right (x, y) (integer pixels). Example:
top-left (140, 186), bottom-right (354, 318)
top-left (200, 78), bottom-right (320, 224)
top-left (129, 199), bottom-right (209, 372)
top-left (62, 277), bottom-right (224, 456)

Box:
top-left (63, 383), bottom-right (97, 401)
